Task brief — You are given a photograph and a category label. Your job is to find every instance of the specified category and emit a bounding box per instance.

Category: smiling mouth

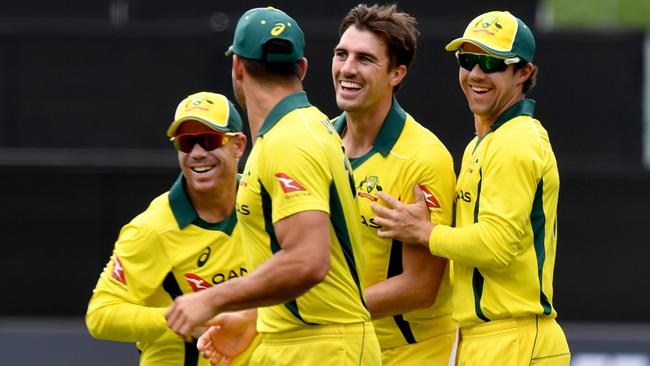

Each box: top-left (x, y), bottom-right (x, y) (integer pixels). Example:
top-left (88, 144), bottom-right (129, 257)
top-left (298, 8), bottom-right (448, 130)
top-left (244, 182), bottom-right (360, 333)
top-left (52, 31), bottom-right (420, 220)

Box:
top-left (340, 80), bottom-right (362, 91)
top-left (471, 85), bottom-right (490, 94)
top-left (191, 165), bottom-right (215, 173)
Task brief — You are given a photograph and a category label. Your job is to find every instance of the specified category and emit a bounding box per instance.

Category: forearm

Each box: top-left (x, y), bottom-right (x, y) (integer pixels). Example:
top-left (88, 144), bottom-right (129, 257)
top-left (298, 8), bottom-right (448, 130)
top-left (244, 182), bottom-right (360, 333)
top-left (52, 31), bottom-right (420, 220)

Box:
top-left (429, 223), bottom-right (516, 268)
top-left (200, 248), bottom-right (325, 314)
top-left (365, 274), bottom-right (436, 319)
top-left (86, 297), bottom-right (177, 342)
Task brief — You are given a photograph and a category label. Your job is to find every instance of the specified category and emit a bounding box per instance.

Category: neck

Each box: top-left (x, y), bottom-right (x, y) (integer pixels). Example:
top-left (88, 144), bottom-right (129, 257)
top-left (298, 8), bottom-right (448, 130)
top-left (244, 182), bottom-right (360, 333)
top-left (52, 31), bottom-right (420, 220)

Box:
top-left (474, 95), bottom-right (524, 138)
top-left (244, 80), bottom-right (303, 142)
top-left (186, 178), bottom-right (237, 223)
top-left (342, 95), bottom-right (393, 158)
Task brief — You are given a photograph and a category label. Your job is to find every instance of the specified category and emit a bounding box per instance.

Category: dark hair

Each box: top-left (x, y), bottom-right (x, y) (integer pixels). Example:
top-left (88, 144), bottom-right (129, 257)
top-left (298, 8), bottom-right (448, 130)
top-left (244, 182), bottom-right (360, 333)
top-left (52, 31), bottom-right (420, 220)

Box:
top-left (515, 62), bottom-right (538, 93)
top-left (339, 4), bottom-right (419, 92)
top-left (241, 39), bottom-right (302, 81)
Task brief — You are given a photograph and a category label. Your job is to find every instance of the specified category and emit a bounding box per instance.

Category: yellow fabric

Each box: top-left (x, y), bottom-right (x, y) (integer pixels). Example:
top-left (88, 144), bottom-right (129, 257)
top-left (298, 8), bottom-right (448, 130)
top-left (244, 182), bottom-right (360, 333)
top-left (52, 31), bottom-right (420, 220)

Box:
top-left (429, 101), bottom-right (561, 328)
top-left (339, 109), bottom-right (456, 351)
top-left (457, 316), bottom-right (570, 366)
top-left (251, 322), bottom-right (381, 366)
top-left (86, 185), bottom-right (253, 366)
top-left (237, 92), bottom-right (370, 334)
top-left (382, 328), bottom-right (456, 366)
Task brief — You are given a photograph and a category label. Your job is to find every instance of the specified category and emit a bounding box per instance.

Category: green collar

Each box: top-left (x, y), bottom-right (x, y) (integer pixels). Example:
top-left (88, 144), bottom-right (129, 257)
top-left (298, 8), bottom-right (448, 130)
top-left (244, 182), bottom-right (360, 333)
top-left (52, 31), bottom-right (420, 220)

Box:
top-left (257, 91), bottom-right (312, 136)
top-left (168, 174), bottom-right (237, 233)
top-left (490, 98), bottom-right (536, 132)
top-left (332, 97), bottom-right (406, 157)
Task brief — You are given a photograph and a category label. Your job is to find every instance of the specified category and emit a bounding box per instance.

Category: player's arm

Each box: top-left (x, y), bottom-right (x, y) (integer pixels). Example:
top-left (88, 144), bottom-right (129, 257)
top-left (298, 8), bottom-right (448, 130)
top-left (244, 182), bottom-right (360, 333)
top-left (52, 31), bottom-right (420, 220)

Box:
top-left (165, 210), bottom-right (331, 338)
top-left (375, 134), bottom-right (540, 269)
top-left (365, 146), bottom-right (454, 318)
top-left (86, 224), bottom-right (178, 343)
top-left (365, 245), bottom-right (446, 319)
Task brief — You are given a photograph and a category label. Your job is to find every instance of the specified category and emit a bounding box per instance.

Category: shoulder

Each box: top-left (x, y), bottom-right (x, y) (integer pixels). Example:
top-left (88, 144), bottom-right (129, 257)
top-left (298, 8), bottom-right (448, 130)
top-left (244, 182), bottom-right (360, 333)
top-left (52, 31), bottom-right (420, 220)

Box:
top-left (128, 191), bottom-right (177, 233)
top-left (493, 116), bottom-right (550, 154)
top-left (393, 116), bottom-right (453, 164)
top-left (268, 107), bottom-right (338, 153)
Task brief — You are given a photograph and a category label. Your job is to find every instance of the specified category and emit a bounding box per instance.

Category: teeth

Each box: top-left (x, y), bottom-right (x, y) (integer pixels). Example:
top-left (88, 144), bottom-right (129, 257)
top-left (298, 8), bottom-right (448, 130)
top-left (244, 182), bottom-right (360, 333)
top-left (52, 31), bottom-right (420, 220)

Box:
top-left (472, 86), bottom-right (490, 92)
top-left (341, 80), bottom-right (362, 89)
top-left (192, 166), bottom-right (214, 173)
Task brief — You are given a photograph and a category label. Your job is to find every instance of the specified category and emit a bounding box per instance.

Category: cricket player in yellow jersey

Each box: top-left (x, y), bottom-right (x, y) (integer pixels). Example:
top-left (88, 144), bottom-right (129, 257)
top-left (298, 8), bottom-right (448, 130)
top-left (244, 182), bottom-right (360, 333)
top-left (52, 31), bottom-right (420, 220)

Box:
top-left (165, 7), bottom-right (381, 366)
top-left (86, 91), bottom-right (259, 366)
top-left (332, 4), bottom-right (456, 365)
top-left (372, 10), bottom-right (571, 366)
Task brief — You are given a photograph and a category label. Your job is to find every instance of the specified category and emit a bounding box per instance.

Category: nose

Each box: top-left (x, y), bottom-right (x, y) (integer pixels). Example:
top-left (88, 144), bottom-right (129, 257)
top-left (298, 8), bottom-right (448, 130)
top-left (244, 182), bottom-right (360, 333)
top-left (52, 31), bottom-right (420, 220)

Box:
top-left (339, 57), bottom-right (357, 76)
top-left (189, 142), bottom-right (208, 157)
top-left (468, 63), bottom-right (485, 79)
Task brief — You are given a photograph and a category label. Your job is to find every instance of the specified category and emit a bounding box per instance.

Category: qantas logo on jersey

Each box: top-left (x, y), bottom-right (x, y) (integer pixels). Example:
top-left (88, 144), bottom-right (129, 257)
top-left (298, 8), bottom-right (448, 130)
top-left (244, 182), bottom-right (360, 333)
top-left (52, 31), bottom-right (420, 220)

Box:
top-left (418, 184), bottom-right (441, 208)
top-left (111, 255), bottom-right (127, 285)
top-left (274, 173), bottom-right (306, 193)
top-left (184, 273), bottom-right (213, 292)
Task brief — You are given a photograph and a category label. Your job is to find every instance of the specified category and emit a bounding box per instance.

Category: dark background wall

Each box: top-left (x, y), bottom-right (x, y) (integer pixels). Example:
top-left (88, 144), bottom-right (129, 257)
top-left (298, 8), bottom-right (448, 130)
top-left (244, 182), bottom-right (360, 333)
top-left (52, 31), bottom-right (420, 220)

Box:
top-left (0, 0), bottom-right (649, 325)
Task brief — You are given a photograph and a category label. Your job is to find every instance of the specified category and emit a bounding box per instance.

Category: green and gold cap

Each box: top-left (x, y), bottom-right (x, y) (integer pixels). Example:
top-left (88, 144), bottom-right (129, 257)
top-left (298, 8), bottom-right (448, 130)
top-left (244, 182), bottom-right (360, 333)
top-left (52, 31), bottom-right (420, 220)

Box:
top-left (166, 92), bottom-right (243, 137)
top-left (445, 11), bottom-right (535, 62)
top-left (225, 6), bottom-right (304, 62)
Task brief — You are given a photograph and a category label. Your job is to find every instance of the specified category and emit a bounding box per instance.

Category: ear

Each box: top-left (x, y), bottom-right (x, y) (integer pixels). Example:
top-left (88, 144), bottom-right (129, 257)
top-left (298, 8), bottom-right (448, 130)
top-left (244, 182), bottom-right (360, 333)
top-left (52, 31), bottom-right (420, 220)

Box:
top-left (298, 57), bottom-right (309, 81)
top-left (230, 133), bottom-right (247, 159)
top-left (389, 64), bottom-right (408, 88)
top-left (515, 62), bottom-right (534, 84)
top-left (232, 55), bottom-right (244, 81)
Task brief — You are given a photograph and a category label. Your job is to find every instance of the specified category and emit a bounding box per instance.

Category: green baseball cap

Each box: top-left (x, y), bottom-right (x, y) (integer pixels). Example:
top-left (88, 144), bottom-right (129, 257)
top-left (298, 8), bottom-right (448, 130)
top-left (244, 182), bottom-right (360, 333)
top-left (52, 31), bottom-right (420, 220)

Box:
top-left (166, 92), bottom-right (243, 137)
top-left (225, 6), bottom-right (304, 62)
top-left (445, 11), bottom-right (536, 62)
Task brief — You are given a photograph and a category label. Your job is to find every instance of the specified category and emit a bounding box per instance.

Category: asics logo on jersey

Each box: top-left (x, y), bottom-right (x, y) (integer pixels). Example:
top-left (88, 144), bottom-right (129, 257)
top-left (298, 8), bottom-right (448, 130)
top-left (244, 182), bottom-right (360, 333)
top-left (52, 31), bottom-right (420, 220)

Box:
top-left (184, 273), bottom-right (213, 292)
top-left (197, 247), bottom-right (211, 267)
top-left (418, 184), bottom-right (441, 208)
top-left (274, 173), bottom-right (306, 193)
top-left (111, 255), bottom-right (127, 285)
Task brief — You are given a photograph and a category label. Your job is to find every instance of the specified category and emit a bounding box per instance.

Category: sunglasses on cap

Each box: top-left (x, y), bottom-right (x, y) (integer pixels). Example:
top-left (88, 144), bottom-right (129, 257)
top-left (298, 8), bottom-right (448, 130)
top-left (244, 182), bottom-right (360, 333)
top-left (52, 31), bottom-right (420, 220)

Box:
top-left (170, 131), bottom-right (235, 153)
top-left (456, 52), bottom-right (521, 74)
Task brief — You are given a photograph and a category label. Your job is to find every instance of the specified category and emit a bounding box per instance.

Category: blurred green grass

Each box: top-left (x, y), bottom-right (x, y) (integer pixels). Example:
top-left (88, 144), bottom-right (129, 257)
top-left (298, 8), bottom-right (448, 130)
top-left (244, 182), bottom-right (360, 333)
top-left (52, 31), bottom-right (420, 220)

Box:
top-left (542, 0), bottom-right (650, 28)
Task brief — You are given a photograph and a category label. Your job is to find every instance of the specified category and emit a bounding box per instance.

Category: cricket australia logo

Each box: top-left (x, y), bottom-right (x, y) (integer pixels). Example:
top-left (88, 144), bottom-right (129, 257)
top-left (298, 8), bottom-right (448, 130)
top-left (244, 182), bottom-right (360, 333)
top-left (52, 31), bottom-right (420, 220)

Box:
top-left (357, 176), bottom-right (383, 202)
top-left (473, 15), bottom-right (503, 35)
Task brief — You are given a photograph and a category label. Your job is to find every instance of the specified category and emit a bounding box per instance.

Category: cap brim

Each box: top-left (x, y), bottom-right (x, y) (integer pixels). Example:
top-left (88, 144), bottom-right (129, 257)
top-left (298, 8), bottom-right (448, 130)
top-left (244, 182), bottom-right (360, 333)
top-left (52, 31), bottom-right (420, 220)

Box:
top-left (225, 45), bottom-right (234, 56)
top-left (166, 117), bottom-right (230, 137)
top-left (444, 38), bottom-right (515, 58)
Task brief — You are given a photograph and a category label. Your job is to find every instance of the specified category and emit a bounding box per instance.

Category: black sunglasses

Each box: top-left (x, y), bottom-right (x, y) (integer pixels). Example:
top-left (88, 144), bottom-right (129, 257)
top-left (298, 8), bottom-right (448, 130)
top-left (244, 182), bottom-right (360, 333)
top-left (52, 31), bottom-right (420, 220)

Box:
top-left (171, 132), bottom-right (233, 153)
top-left (456, 52), bottom-right (521, 74)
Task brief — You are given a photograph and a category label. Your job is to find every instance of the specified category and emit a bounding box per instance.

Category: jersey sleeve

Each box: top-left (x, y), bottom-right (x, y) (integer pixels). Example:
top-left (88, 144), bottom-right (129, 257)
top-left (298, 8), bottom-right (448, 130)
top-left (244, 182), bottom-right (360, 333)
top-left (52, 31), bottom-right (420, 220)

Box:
top-left (259, 134), bottom-right (331, 224)
top-left (429, 131), bottom-right (542, 268)
top-left (86, 222), bottom-right (178, 343)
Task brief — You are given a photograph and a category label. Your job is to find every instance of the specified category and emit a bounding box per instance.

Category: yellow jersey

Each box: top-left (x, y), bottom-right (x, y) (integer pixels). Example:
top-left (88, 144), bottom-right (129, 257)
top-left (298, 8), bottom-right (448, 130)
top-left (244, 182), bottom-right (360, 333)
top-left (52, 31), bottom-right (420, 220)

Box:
top-left (333, 99), bottom-right (456, 349)
top-left (86, 174), bottom-right (253, 366)
top-left (237, 91), bottom-right (370, 334)
top-left (429, 99), bottom-right (560, 328)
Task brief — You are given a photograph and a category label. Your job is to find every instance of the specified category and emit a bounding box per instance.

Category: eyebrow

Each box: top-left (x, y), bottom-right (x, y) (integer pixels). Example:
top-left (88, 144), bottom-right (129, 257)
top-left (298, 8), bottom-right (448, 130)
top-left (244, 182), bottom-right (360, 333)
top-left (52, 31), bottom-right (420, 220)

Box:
top-left (334, 46), bottom-right (379, 62)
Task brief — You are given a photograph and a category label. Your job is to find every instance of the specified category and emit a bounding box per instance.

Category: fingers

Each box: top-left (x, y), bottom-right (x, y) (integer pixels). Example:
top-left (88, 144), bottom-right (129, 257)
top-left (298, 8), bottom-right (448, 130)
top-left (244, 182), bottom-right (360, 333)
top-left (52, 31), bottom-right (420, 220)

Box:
top-left (210, 352), bottom-right (226, 366)
top-left (165, 303), bottom-right (195, 340)
top-left (375, 191), bottom-right (400, 208)
top-left (414, 184), bottom-right (426, 205)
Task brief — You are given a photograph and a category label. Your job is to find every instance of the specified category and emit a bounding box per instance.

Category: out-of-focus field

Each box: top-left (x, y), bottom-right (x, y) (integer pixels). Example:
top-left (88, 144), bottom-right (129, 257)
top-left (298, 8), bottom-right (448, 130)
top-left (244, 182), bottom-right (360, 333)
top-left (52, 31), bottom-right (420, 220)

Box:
top-left (542, 0), bottom-right (650, 28)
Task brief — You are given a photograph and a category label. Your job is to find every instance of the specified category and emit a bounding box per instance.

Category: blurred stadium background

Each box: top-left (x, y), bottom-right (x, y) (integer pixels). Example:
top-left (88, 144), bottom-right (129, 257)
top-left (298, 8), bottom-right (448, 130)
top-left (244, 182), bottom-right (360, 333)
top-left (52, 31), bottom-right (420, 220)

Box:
top-left (0, 0), bottom-right (648, 365)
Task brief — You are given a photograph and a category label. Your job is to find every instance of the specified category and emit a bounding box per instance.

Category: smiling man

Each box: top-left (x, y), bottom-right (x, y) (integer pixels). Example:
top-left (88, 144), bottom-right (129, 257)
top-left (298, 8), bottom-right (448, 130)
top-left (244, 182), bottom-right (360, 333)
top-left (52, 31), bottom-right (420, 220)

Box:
top-left (371, 10), bottom-right (571, 366)
top-left (85, 91), bottom-right (256, 366)
top-left (331, 4), bottom-right (457, 365)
